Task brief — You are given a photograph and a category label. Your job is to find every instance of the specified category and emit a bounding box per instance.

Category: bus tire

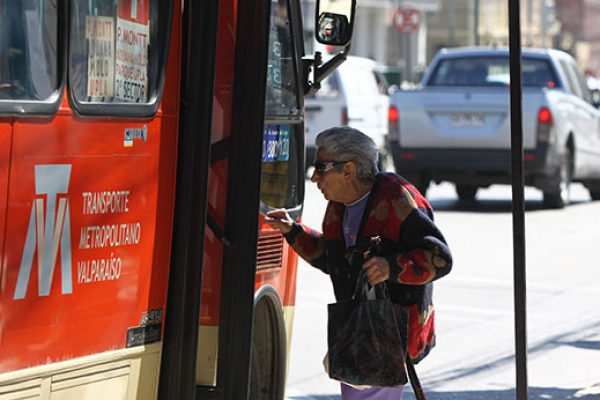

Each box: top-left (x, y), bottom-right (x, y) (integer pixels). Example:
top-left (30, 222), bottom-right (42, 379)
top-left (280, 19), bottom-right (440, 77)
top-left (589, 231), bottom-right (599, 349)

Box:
top-left (249, 343), bottom-right (262, 399)
top-left (249, 289), bottom-right (287, 400)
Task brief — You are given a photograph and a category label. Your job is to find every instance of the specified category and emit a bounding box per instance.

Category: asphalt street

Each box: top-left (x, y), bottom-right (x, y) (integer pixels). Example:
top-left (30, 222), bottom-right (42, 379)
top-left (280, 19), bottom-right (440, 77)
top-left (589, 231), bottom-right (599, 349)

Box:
top-left (285, 179), bottom-right (600, 400)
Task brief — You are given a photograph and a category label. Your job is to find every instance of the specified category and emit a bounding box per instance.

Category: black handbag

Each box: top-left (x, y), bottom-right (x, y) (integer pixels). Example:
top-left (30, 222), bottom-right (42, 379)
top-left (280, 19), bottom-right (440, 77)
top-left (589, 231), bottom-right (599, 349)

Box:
top-left (327, 270), bottom-right (408, 387)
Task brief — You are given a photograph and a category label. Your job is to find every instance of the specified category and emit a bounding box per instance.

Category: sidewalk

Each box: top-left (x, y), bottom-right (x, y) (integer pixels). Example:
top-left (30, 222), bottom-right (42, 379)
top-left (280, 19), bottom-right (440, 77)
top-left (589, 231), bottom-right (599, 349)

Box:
top-left (574, 383), bottom-right (600, 399)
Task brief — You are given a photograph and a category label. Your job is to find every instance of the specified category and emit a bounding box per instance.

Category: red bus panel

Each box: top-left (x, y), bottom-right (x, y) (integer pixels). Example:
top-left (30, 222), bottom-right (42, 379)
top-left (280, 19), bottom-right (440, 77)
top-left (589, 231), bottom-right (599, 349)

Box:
top-left (0, 116), bottom-right (172, 373)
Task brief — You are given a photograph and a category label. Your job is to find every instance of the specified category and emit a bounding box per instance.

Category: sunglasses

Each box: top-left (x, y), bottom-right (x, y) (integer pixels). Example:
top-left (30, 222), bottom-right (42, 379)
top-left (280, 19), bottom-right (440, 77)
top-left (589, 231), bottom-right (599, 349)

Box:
top-left (313, 160), bottom-right (348, 174)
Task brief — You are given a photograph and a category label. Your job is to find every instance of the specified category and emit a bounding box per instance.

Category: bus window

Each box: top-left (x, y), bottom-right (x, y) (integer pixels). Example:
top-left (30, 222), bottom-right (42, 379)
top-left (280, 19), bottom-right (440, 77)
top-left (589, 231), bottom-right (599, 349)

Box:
top-left (68, 0), bottom-right (170, 116)
top-left (265, 0), bottom-right (300, 117)
top-left (261, 0), bottom-right (303, 212)
top-left (0, 0), bottom-right (58, 101)
top-left (261, 123), bottom-right (302, 209)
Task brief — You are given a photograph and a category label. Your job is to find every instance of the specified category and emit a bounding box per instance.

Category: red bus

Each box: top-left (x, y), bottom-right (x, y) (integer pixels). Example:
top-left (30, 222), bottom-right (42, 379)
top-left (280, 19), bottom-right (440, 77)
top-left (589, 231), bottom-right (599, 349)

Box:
top-left (0, 0), bottom-right (354, 399)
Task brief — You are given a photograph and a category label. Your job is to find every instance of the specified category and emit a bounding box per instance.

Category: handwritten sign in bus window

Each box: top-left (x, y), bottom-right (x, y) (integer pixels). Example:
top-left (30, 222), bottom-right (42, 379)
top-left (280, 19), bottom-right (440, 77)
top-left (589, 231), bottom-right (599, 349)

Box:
top-left (86, 16), bottom-right (115, 99)
top-left (262, 124), bottom-right (290, 163)
top-left (115, 17), bottom-right (149, 103)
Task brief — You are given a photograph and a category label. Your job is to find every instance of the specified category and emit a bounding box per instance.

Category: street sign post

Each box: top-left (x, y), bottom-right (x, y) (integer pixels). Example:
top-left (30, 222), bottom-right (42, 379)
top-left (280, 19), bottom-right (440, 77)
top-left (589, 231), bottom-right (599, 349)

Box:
top-left (394, 7), bottom-right (420, 82)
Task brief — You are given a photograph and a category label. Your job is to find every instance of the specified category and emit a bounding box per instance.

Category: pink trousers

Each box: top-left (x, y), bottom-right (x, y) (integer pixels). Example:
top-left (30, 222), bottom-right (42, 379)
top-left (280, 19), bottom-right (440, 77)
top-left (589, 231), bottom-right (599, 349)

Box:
top-left (340, 383), bottom-right (405, 399)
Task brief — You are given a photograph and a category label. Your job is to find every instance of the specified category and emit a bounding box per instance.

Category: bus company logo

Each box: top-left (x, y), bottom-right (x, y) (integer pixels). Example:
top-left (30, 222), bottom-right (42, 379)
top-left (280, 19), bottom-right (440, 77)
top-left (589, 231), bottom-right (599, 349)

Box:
top-left (14, 165), bottom-right (73, 300)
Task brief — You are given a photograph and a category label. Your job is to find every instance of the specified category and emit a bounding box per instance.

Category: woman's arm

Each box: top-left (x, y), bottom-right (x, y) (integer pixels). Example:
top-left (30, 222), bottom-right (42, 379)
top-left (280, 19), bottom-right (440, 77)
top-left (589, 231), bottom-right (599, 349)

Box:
top-left (385, 209), bottom-right (452, 285)
top-left (283, 223), bottom-right (328, 273)
top-left (362, 189), bottom-right (452, 286)
top-left (266, 210), bottom-right (329, 273)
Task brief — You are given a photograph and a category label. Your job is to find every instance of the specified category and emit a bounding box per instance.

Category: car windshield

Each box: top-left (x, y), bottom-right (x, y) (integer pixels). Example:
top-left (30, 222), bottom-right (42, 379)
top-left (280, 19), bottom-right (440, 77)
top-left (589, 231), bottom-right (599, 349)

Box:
top-left (428, 56), bottom-right (560, 88)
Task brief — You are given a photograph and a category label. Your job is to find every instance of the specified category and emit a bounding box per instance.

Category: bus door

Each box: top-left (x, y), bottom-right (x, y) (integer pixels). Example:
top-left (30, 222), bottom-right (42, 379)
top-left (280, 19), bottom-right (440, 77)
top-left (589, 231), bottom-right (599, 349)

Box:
top-left (0, 3), bottom-right (12, 249)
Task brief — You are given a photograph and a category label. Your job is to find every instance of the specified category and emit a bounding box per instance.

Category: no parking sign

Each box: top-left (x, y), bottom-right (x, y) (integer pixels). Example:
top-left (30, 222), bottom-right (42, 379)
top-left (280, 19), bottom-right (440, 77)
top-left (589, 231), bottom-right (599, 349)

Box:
top-left (393, 7), bottom-right (421, 33)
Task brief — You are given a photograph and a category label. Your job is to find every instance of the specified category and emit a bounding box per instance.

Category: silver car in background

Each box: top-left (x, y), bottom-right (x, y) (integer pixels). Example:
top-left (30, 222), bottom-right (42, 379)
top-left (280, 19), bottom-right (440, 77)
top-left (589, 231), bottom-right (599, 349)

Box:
top-left (387, 47), bottom-right (600, 208)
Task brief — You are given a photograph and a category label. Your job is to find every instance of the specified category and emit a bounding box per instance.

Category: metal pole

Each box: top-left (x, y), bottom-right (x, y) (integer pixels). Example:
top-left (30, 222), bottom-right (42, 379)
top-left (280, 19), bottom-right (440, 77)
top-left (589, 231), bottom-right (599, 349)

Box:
top-left (474, 0), bottom-right (480, 46)
top-left (404, 33), bottom-right (412, 82)
top-left (508, 0), bottom-right (528, 399)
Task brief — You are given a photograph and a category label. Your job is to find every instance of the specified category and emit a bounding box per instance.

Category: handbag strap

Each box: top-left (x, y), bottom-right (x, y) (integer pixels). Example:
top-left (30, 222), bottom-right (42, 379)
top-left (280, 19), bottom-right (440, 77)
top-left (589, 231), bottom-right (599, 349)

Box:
top-left (352, 270), bottom-right (369, 299)
top-left (406, 356), bottom-right (427, 400)
top-left (352, 270), bottom-right (391, 301)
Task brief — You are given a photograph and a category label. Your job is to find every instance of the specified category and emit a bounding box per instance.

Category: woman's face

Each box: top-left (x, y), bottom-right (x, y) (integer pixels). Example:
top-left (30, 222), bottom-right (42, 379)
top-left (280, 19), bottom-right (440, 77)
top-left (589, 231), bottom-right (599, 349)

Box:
top-left (310, 149), bottom-right (349, 202)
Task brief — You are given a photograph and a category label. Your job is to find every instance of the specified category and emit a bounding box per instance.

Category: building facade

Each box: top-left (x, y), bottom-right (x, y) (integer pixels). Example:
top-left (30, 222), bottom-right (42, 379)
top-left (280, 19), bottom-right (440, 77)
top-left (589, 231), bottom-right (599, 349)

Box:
top-left (303, 0), bottom-right (598, 83)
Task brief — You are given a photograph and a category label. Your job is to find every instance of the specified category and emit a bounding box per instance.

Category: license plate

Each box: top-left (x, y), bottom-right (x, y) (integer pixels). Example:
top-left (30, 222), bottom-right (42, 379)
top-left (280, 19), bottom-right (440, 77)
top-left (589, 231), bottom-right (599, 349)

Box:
top-left (450, 112), bottom-right (485, 127)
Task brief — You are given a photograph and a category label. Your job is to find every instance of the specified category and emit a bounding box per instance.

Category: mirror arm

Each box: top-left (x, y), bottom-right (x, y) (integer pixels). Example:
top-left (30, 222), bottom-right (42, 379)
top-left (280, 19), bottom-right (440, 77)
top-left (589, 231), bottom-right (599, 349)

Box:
top-left (303, 44), bottom-right (351, 96)
top-left (302, 51), bottom-right (322, 96)
top-left (315, 48), bottom-right (348, 83)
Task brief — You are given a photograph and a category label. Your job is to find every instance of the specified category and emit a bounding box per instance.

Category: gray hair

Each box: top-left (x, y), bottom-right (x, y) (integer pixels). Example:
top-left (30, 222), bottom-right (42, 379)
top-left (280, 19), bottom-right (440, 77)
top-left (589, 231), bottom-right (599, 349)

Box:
top-left (315, 126), bottom-right (379, 180)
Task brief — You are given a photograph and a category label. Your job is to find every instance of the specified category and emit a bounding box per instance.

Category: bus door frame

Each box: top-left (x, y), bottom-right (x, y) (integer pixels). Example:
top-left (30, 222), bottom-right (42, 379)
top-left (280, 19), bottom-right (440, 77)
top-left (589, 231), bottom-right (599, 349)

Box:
top-left (0, 118), bottom-right (12, 267)
top-left (158, 0), bottom-right (220, 399)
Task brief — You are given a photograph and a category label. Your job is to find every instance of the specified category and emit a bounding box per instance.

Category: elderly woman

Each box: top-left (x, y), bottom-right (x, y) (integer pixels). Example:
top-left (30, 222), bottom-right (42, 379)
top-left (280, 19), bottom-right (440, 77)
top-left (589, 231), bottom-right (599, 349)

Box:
top-left (266, 126), bottom-right (452, 399)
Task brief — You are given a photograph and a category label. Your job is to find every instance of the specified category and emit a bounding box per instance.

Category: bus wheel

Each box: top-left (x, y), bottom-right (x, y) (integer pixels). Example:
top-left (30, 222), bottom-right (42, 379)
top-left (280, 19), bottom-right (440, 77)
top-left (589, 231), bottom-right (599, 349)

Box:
top-left (249, 294), bottom-right (286, 400)
top-left (249, 343), bottom-right (262, 399)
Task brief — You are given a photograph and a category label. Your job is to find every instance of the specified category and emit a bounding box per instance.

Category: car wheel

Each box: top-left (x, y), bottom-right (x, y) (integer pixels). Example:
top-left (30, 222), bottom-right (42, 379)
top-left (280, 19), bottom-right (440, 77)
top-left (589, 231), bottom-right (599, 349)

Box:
top-left (583, 179), bottom-right (600, 201)
top-left (377, 148), bottom-right (393, 172)
top-left (543, 149), bottom-right (572, 209)
top-left (414, 179), bottom-right (430, 197)
top-left (456, 185), bottom-right (478, 201)
top-left (399, 173), bottom-right (430, 197)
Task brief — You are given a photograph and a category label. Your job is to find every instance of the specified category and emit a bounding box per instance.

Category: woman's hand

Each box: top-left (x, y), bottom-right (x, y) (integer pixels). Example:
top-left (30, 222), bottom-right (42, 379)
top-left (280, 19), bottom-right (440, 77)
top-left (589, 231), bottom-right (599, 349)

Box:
top-left (362, 256), bottom-right (390, 286)
top-left (264, 209), bottom-right (294, 234)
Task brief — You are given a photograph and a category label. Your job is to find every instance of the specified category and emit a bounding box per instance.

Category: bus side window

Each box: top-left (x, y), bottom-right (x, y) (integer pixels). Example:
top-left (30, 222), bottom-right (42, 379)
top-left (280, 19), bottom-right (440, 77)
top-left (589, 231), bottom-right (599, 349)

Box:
top-left (68, 0), bottom-right (168, 111)
top-left (0, 1), bottom-right (58, 101)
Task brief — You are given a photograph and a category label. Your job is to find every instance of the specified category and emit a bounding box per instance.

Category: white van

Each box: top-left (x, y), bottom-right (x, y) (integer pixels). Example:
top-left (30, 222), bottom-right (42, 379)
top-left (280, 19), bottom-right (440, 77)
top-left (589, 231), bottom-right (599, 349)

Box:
top-left (304, 56), bottom-right (389, 168)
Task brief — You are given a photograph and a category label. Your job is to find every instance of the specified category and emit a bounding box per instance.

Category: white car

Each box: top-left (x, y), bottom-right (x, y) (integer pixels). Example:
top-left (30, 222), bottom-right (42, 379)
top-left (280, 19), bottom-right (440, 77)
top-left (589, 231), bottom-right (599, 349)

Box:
top-left (304, 56), bottom-right (389, 169)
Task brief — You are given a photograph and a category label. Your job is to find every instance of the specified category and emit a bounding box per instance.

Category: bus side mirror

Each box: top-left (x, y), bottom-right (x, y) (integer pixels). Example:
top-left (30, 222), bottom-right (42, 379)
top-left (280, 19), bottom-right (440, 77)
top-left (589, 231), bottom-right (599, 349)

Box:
top-left (303, 0), bottom-right (355, 96)
top-left (315, 0), bottom-right (355, 47)
top-left (316, 13), bottom-right (350, 46)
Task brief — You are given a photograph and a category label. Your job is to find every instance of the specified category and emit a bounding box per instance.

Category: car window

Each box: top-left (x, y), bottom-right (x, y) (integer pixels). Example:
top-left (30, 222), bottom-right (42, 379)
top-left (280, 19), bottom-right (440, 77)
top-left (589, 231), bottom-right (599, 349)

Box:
top-left (373, 70), bottom-right (389, 95)
top-left (343, 66), bottom-right (378, 96)
top-left (569, 62), bottom-right (593, 103)
top-left (311, 72), bottom-right (340, 100)
top-left (559, 60), bottom-right (582, 97)
top-left (429, 56), bottom-right (560, 88)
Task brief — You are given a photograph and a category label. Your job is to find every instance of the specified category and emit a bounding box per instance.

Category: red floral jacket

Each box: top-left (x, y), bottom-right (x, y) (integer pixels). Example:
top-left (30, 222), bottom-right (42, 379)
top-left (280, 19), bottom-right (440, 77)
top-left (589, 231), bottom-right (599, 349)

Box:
top-left (283, 172), bottom-right (452, 362)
